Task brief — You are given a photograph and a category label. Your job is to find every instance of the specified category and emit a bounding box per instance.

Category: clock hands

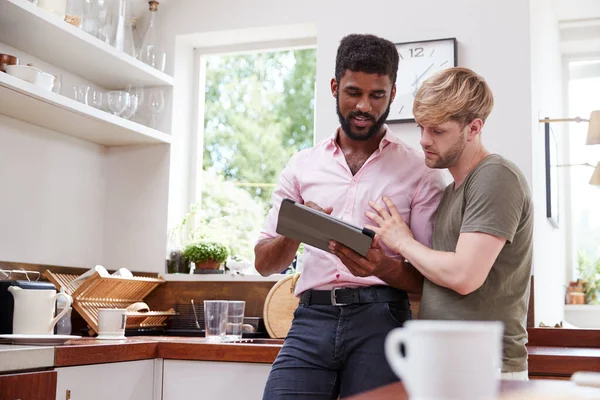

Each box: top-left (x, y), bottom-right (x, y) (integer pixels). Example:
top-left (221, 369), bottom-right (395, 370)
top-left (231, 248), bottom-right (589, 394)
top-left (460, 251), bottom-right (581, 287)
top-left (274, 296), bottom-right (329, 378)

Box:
top-left (412, 63), bottom-right (435, 97)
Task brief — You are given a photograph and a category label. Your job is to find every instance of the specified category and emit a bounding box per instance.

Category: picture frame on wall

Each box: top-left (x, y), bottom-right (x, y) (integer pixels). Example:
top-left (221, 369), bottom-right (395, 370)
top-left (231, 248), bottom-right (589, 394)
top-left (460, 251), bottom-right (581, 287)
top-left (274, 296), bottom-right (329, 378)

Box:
top-left (545, 122), bottom-right (559, 228)
top-left (387, 37), bottom-right (458, 123)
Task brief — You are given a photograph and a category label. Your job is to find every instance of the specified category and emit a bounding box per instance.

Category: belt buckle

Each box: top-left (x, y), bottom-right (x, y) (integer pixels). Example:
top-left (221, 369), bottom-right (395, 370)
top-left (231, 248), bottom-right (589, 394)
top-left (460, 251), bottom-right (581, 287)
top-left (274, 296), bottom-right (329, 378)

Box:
top-left (330, 288), bottom-right (348, 306)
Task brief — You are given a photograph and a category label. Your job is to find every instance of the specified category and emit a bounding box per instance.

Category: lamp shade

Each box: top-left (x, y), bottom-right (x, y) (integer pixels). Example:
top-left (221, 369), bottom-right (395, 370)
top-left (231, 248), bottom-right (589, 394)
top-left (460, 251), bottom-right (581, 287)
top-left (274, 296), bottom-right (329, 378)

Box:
top-left (587, 110), bottom-right (600, 145)
top-left (590, 162), bottom-right (600, 186)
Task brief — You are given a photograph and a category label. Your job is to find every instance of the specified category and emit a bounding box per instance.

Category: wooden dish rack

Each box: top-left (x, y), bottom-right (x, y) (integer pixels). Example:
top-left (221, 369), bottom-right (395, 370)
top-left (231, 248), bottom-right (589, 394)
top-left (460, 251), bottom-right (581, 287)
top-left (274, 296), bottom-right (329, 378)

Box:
top-left (44, 270), bottom-right (176, 336)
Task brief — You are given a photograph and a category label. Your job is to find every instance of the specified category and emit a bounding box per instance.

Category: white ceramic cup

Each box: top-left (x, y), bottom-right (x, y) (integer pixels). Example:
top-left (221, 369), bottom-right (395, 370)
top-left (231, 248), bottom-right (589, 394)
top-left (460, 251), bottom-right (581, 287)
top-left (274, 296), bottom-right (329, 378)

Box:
top-left (385, 320), bottom-right (504, 400)
top-left (97, 309), bottom-right (127, 339)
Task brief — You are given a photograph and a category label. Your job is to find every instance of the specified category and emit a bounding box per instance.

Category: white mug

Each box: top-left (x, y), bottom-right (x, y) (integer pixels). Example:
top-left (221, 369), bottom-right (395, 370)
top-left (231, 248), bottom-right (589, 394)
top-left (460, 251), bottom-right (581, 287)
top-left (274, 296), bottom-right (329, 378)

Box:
top-left (97, 308), bottom-right (127, 339)
top-left (9, 286), bottom-right (72, 335)
top-left (385, 320), bottom-right (504, 400)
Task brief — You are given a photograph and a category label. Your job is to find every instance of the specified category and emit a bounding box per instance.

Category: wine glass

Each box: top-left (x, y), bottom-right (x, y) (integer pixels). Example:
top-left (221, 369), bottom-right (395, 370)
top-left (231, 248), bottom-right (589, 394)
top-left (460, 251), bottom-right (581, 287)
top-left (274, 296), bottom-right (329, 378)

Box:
top-left (149, 89), bottom-right (164, 129)
top-left (126, 84), bottom-right (144, 107)
top-left (121, 94), bottom-right (138, 120)
top-left (107, 90), bottom-right (129, 117)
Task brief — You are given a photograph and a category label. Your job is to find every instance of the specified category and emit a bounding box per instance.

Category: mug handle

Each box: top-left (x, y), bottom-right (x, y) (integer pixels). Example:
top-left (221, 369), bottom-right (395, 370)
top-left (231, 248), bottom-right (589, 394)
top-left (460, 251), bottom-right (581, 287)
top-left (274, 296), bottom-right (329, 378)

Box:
top-left (385, 328), bottom-right (409, 379)
top-left (49, 292), bottom-right (73, 332)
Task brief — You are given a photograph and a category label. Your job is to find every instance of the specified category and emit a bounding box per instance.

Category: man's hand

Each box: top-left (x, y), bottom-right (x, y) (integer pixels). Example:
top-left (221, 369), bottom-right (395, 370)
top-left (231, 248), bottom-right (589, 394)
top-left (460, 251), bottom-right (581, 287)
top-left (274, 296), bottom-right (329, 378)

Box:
top-left (328, 237), bottom-right (385, 278)
top-left (305, 201), bottom-right (333, 215)
top-left (365, 196), bottom-right (415, 253)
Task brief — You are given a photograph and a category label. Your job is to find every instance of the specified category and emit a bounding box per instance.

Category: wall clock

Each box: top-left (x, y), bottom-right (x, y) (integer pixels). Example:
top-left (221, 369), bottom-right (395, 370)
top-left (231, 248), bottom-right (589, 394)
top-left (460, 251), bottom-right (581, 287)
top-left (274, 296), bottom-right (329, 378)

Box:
top-left (388, 37), bottom-right (457, 123)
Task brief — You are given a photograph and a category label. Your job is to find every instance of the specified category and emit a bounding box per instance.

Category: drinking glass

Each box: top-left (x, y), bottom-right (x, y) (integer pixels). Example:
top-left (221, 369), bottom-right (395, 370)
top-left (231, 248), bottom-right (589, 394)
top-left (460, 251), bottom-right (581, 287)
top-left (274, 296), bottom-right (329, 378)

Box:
top-left (225, 301), bottom-right (245, 341)
top-left (107, 90), bottom-right (129, 116)
top-left (203, 300), bottom-right (228, 342)
top-left (121, 93), bottom-right (138, 119)
top-left (73, 84), bottom-right (90, 105)
top-left (149, 89), bottom-right (164, 129)
top-left (89, 88), bottom-right (104, 110)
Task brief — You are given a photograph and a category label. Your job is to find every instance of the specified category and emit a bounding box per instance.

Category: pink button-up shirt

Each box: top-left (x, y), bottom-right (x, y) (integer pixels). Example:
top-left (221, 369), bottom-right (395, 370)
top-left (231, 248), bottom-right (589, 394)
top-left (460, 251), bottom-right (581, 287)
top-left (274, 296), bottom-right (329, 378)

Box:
top-left (258, 125), bottom-right (445, 296)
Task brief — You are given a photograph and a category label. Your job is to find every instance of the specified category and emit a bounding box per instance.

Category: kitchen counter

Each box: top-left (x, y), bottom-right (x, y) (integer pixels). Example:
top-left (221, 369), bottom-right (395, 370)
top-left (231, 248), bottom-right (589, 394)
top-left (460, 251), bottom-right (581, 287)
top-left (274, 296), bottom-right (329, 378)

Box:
top-left (0, 337), bottom-right (598, 379)
top-left (0, 344), bottom-right (54, 372)
top-left (54, 336), bottom-right (284, 367)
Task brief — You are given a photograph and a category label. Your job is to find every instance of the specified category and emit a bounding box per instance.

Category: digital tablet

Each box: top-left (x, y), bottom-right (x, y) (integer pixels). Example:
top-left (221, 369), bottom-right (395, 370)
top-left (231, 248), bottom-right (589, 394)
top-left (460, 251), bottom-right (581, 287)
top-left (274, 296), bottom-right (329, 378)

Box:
top-left (276, 198), bottom-right (375, 257)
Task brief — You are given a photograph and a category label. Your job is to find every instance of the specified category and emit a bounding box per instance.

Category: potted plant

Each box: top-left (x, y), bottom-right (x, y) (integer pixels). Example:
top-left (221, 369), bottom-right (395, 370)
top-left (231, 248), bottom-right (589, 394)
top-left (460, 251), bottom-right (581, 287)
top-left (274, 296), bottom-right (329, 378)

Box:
top-left (183, 241), bottom-right (229, 270)
top-left (577, 253), bottom-right (600, 305)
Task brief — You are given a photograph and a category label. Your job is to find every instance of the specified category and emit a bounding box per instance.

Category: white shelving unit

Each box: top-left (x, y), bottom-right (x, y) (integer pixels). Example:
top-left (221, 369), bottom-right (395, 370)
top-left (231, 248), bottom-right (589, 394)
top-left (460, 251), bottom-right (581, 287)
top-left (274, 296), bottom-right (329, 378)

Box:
top-left (0, 0), bottom-right (173, 89)
top-left (0, 72), bottom-right (171, 145)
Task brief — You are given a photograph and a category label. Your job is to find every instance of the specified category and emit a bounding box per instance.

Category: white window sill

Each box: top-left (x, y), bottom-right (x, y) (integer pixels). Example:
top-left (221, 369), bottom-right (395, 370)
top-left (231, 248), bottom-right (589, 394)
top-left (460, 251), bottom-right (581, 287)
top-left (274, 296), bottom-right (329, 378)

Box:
top-left (564, 304), bottom-right (600, 329)
top-left (564, 304), bottom-right (600, 310)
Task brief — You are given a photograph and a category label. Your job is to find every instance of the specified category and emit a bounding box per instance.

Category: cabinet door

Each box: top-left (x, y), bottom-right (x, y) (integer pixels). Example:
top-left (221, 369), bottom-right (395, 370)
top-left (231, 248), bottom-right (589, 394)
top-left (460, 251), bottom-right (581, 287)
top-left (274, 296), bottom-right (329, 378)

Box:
top-left (55, 360), bottom-right (155, 400)
top-left (0, 370), bottom-right (57, 400)
top-left (163, 360), bottom-right (271, 400)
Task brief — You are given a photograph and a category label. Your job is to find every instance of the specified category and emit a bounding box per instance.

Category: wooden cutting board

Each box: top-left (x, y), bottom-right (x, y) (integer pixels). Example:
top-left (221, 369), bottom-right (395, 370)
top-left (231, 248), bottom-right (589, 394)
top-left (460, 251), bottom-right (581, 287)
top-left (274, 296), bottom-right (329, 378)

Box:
top-left (263, 273), bottom-right (300, 339)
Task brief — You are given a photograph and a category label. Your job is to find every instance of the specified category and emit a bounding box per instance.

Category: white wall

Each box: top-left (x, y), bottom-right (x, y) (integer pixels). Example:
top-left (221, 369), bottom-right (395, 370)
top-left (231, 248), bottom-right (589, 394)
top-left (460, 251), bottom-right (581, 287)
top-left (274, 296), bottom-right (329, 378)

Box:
top-left (529, 0), bottom-right (566, 325)
top-left (0, 115), bottom-right (106, 267)
top-left (160, 0), bottom-right (534, 231)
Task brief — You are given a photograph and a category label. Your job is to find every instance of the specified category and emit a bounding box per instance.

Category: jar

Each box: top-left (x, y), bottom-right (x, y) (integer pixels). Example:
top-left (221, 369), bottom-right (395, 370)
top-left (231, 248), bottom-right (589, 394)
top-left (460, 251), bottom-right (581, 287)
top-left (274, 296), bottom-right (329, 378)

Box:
top-left (38, 0), bottom-right (67, 19)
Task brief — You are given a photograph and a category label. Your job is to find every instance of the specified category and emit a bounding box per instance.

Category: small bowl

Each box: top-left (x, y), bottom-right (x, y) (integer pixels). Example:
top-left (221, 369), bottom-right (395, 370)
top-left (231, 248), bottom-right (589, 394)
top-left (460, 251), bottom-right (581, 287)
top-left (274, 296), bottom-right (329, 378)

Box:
top-left (0, 54), bottom-right (18, 73)
top-left (35, 71), bottom-right (55, 91)
top-left (5, 64), bottom-right (42, 84)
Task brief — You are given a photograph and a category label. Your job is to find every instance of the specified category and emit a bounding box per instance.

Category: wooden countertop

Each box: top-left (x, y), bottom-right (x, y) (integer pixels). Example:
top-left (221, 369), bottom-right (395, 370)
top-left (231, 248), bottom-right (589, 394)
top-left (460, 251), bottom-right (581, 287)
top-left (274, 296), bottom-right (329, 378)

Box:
top-left (344, 379), bottom-right (600, 399)
top-left (53, 338), bottom-right (600, 376)
top-left (47, 336), bottom-right (600, 388)
top-left (54, 337), bottom-right (284, 367)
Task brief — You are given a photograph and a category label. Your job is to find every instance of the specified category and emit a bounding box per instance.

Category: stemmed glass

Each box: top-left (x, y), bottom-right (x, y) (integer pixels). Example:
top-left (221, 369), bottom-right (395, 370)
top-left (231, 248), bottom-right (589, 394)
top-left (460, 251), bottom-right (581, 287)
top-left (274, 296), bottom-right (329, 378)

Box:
top-left (149, 89), bottom-right (164, 129)
top-left (107, 90), bottom-right (129, 117)
top-left (121, 94), bottom-right (139, 120)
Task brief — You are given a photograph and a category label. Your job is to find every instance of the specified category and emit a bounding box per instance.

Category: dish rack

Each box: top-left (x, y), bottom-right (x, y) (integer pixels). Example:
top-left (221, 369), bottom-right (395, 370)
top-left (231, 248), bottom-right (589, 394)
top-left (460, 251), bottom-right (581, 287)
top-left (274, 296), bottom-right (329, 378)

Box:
top-left (44, 270), bottom-right (176, 336)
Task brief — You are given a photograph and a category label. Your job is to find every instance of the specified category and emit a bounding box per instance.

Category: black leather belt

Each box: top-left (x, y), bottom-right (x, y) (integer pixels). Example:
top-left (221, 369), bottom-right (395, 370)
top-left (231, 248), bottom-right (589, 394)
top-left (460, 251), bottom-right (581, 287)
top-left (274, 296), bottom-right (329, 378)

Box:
top-left (300, 286), bottom-right (408, 306)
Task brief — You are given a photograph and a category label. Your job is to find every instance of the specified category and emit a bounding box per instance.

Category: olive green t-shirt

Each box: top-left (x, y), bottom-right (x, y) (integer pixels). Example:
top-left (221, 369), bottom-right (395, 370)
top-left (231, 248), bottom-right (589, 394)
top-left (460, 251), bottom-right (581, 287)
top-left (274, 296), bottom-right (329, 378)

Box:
top-left (419, 154), bottom-right (533, 372)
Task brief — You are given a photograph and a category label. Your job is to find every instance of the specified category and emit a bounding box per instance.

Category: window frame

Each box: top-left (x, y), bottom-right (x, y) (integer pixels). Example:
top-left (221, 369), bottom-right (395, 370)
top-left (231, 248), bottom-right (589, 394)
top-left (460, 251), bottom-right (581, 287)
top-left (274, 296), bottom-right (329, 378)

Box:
top-left (563, 52), bottom-right (600, 284)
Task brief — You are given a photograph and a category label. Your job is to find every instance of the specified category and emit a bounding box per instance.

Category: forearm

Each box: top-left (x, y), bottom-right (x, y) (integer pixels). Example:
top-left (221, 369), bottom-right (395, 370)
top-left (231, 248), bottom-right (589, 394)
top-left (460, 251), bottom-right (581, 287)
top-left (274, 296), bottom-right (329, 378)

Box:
top-left (398, 239), bottom-right (461, 292)
top-left (254, 236), bottom-right (300, 276)
top-left (374, 256), bottom-right (424, 295)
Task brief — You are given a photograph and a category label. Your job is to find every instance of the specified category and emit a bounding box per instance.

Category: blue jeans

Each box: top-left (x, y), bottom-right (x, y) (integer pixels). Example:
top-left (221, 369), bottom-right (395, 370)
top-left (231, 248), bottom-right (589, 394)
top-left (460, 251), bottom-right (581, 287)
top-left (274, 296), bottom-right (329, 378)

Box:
top-left (262, 297), bottom-right (411, 399)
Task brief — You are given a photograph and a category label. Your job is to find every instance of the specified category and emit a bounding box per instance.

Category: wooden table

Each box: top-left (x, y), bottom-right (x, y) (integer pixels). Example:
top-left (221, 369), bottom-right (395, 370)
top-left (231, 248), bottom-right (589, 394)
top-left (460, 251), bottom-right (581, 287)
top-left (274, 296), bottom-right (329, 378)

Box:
top-left (345, 379), bottom-right (600, 399)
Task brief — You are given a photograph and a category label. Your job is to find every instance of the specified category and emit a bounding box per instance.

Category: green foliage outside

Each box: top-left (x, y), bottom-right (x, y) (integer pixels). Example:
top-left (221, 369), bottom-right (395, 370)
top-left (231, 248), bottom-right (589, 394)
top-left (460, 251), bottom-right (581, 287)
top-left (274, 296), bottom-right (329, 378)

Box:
top-left (173, 48), bottom-right (316, 262)
top-left (577, 252), bottom-right (600, 304)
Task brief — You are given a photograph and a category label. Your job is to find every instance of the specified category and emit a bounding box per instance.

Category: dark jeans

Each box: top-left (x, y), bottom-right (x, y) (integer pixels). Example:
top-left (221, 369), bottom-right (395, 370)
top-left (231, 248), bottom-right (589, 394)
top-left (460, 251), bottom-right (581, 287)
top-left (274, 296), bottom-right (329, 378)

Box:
top-left (262, 297), bottom-right (411, 399)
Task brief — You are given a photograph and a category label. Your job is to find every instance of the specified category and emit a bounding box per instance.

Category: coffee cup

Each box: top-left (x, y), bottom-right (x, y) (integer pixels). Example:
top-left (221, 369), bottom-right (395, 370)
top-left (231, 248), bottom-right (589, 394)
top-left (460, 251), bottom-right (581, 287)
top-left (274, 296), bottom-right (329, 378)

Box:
top-left (97, 308), bottom-right (127, 339)
top-left (385, 320), bottom-right (504, 399)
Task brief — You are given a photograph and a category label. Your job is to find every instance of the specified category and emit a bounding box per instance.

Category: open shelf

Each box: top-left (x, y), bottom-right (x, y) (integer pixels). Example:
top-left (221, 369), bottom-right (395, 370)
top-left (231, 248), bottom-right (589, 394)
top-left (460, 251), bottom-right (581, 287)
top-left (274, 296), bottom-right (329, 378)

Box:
top-left (0, 71), bottom-right (171, 146)
top-left (0, 0), bottom-right (173, 89)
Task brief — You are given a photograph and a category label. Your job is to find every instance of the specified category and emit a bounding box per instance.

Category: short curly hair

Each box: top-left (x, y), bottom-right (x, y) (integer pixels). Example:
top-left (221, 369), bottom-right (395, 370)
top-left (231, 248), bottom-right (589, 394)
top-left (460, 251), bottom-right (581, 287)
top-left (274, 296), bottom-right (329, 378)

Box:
top-left (335, 34), bottom-right (399, 85)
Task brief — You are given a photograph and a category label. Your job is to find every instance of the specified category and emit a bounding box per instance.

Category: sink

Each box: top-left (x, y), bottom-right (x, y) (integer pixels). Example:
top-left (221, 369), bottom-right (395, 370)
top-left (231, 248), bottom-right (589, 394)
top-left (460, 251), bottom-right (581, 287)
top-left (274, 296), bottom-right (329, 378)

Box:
top-left (229, 338), bottom-right (284, 345)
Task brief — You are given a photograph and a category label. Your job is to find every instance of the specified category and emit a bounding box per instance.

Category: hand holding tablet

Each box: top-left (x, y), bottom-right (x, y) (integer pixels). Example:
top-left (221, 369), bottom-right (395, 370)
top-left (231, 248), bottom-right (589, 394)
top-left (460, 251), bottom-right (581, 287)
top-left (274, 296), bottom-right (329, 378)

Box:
top-left (276, 198), bottom-right (375, 257)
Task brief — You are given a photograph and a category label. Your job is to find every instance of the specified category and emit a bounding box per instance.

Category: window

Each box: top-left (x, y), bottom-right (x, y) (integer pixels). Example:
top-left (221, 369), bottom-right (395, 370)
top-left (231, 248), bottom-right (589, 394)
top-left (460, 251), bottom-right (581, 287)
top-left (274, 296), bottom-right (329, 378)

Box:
top-left (567, 59), bottom-right (600, 283)
top-left (190, 47), bottom-right (316, 262)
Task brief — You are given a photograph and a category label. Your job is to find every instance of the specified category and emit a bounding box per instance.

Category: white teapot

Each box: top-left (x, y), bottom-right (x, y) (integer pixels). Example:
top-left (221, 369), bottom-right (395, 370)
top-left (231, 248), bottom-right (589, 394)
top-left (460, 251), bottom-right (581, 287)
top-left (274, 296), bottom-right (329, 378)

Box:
top-left (9, 286), bottom-right (72, 335)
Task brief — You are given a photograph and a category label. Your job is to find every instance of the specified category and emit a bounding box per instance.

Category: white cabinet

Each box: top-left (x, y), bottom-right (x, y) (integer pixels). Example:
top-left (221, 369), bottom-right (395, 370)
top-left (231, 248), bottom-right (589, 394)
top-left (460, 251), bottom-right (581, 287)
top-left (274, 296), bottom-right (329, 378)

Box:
top-left (55, 360), bottom-right (157, 400)
top-left (162, 360), bottom-right (272, 400)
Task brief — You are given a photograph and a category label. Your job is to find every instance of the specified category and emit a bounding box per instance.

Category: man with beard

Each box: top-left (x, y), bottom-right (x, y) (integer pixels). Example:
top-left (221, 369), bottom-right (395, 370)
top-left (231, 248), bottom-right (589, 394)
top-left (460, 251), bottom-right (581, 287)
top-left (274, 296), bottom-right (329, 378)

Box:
top-left (330, 67), bottom-right (533, 380)
top-left (256, 34), bottom-right (445, 399)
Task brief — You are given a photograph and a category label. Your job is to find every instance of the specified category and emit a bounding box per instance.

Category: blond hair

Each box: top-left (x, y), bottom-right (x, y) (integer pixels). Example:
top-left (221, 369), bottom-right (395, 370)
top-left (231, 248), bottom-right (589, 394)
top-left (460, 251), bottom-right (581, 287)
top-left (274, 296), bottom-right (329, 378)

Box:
top-left (413, 67), bottom-right (494, 126)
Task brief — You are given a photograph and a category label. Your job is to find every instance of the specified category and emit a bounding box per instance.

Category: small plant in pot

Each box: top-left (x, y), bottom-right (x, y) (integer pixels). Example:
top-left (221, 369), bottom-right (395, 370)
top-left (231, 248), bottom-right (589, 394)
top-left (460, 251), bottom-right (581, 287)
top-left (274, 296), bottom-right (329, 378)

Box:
top-left (183, 241), bottom-right (229, 270)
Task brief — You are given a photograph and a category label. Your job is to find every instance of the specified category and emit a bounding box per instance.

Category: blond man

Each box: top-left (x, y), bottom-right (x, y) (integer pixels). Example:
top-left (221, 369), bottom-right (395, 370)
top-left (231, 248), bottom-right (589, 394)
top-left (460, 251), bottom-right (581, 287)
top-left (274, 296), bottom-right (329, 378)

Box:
top-left (329, 67), bottom-right (533, 379)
